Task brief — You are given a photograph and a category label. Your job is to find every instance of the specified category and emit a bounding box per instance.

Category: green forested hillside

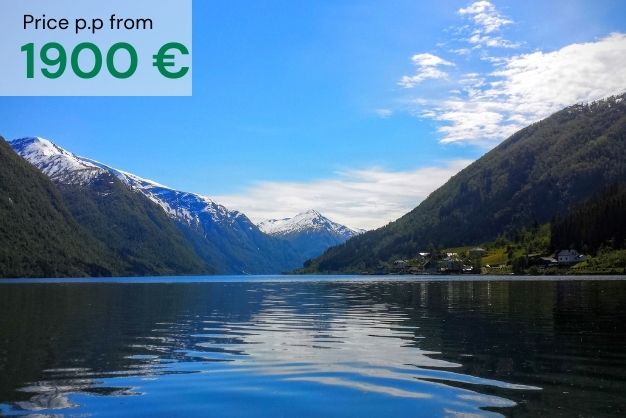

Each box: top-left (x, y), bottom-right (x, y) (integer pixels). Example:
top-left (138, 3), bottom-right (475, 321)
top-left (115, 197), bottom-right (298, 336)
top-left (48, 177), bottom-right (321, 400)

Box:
top-left (1, 137), bottom-right (210, 278)
top-left (551, 183), bottom-right (626, 254)
top-left (8, 137), bottom-right (302, 276)
top-left (307, 94), bottom-right (626, 273)
top-left (0, 138), bottom-right (115, 277)
top-left (57, 173), bottom-right (211, 276)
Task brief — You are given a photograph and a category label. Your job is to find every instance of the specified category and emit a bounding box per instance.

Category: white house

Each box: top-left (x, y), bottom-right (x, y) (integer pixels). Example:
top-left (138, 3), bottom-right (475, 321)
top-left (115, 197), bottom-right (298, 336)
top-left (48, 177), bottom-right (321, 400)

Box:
top-left (556, 249), bottom-right (584, 264)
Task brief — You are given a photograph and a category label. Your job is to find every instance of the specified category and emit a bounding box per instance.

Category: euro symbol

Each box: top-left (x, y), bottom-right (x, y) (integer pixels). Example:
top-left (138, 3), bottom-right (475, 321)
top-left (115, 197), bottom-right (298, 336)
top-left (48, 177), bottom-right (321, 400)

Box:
top-left (152, 42), bottom-right (190, 79)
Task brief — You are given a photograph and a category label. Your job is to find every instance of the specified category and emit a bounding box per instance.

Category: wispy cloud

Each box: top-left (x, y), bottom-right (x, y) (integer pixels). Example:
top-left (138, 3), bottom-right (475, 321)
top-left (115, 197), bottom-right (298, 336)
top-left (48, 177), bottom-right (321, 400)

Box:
top-left (458, 1), bottom-right (512, 33)
top-left (394, 0), bottom-right (626, 146)
top-left (214, 160), bottom-right (472, 230)
top-left (422, 33), bottom-right (626, 145)
top-left (375, 108), bottom-right (393, 118)
top-left (458, 1), bottom-right (518, 48)
top-left (398, 53), bottom-right (454, 88)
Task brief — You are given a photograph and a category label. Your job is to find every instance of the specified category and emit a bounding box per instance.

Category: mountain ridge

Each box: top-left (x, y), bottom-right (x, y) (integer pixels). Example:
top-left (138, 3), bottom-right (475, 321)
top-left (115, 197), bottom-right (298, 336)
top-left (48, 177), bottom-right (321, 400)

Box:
top-left (10, 137), bottom-right (301, 274)
top-left (305, 93), bottom-right (626, 273)
top-left (9, 137), bottom-right (213, 276)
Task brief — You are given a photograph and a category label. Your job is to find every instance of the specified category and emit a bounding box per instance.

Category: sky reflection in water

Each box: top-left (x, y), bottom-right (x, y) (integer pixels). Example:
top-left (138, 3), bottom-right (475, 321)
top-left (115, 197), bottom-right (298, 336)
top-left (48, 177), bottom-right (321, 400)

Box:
top-left (0, 277), bottom-right (625, 417)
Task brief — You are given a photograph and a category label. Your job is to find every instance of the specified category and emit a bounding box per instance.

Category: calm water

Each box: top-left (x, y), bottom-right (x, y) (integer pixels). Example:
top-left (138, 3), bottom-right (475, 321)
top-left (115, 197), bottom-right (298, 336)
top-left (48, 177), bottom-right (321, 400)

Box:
top-left (0, 276), bottom-right (625, 417)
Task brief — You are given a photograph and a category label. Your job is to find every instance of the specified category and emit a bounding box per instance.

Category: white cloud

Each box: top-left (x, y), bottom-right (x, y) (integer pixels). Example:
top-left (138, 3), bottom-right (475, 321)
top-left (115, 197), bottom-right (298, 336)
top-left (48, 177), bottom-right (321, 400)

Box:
top-left (411, 53), bottom-right (453, 67)
top-left (414, 33), bottom-right (626, 145)
top-left (214, 160), bottom-right (472, 230)
top-left (407, 4), bottom-right (626, 145)
top-left (459, 1), bottom-right (512, 33)
top-left (468, 34), bottom-right (518, 48)
top-left (398, 53), bottom-right (454, 88)
top-left (458, 1), bottom-right (517, 49)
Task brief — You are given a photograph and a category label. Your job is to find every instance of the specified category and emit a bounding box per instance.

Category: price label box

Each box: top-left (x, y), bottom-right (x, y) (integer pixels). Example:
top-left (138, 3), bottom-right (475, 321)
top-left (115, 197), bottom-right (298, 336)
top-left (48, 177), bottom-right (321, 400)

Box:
top-left (0, 0), bottom-right (192, 96)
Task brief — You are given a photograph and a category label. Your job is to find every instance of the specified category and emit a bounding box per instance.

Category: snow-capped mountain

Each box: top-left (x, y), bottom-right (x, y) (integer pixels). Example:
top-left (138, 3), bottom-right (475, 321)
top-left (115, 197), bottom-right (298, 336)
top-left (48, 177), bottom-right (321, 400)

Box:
top-left (258, 210), bottom-right (363, 260)
top-left (10, 137), bottom-right (300, 274)
top-left (10, 137), bottom-right (105, 185)
top-left (259, 209), bottom-right (361, 239)
top-left (10, 137), bottom-right (243, 227)
top-left (85, 159), bottom-right (248, 228)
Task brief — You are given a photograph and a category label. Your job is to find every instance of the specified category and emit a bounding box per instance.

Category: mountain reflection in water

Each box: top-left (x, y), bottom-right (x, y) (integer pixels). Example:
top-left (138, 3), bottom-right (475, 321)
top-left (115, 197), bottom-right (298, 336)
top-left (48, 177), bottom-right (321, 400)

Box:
top-left (0, 278), bottom-right (625, 417)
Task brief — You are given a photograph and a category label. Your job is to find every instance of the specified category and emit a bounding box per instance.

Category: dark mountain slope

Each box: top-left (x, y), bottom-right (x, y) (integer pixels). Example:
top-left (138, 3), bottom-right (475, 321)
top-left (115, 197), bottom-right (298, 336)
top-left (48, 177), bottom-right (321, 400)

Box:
top-left (308, 94), bottom-right (626, 272)
top-left (10, 137), bottom-right (297, 275)
top-left (7, 137), bottom-right (211, 277)
top-left (56, 173), bottom-right (212, 276)
top-left (0, 138), bottom-right (114, 278)
top-left (551, 183), bottom-right (626, 254)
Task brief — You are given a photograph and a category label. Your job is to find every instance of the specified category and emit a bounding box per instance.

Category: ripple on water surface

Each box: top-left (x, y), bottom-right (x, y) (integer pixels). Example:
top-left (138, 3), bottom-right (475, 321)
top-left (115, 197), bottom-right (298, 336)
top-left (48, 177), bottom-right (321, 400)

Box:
top-left (0, 278), bottom-right (625, 417)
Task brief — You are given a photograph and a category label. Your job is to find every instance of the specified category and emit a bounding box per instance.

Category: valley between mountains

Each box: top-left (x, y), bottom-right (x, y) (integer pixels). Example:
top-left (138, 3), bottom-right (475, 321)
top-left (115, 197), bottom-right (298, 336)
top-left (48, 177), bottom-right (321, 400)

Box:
top-left (2, 94), bottom-right (626, 278)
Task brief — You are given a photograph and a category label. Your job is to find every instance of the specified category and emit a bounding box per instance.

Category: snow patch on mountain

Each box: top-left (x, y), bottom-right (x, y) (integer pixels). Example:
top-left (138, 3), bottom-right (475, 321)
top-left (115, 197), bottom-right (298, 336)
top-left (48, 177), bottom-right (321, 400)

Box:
top-left (82, 156), bottom-right (245, 226)
top-left (8, 136), bottom-right (308, 274)
top-left (10, 137), bottom-right (247, 228)
top-left (10, 137), bottom-right (105, 185)
top-left (258, 209), bottom-right (362, 239)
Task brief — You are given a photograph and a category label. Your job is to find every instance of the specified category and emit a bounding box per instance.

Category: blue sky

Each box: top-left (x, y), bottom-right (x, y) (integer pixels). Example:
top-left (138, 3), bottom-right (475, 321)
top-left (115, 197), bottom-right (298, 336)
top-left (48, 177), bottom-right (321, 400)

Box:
top-left (2, 0), bottom-right (626, 229)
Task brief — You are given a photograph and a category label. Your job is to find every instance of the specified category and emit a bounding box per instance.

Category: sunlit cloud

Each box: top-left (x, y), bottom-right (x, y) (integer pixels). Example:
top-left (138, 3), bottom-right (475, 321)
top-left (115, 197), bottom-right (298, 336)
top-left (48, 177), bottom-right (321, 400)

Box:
top-left (214, 160), bottom-right (472, 230)
top-left (458, 1), bottom-right (518, 49)
top-left (458, 1), bottom-right (511, 33)
top-left (423, 33), bottom-right (626, 145)
top-left (396, 0), bottom-right (626, 146)
top-left (398, 53), bottom-right (454, 88)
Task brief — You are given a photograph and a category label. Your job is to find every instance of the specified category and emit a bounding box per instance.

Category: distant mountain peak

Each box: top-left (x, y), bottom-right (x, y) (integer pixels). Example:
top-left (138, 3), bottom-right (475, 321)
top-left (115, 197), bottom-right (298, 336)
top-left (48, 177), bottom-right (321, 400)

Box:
top-left (303, 209), bottom-right (322, 216)
top-left (258, 210), bottom-right (360, 238)
top-left (12, 136), bottom-right (72, 157)
top-left (257, 210), bottom-right (363, 261)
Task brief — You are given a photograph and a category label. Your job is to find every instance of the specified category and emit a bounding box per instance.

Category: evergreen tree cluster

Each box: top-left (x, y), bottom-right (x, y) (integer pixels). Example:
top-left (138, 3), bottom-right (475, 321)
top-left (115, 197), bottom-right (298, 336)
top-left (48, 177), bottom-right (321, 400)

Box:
top-left (0, 138), bottom-right (115, 277)
top-left (551, 184), bottom-right (626, 254)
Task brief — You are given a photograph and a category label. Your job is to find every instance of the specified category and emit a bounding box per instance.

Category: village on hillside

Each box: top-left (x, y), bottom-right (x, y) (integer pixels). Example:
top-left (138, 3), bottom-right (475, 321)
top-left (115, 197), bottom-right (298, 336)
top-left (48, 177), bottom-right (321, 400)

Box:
top-left (375, 222), bottom-right (626, 276)
top-left (384, 247), bottom-right (612, 276)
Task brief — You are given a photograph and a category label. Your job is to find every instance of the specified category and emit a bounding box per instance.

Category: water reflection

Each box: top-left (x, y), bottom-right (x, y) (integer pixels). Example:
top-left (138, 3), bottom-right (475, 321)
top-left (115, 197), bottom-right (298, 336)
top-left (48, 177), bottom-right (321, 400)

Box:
top-left (0, 279), bottom-right (625, 417)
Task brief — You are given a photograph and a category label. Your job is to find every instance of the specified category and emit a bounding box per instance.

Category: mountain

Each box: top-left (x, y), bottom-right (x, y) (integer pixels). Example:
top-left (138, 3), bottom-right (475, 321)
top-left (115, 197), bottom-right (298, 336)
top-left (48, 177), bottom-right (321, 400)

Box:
top-left (100, 167), bottom-right (301, 274)
top-left (10, 137), bottom-right (300, 274)
top-left (9, 137), bottom-right (211, 276)
top-left (306, 93), bottom-right (626, 273)
top-left (258, 210), bottom-right (363, 261)
top-left (0, 137), bottom-right (115, 278)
